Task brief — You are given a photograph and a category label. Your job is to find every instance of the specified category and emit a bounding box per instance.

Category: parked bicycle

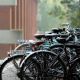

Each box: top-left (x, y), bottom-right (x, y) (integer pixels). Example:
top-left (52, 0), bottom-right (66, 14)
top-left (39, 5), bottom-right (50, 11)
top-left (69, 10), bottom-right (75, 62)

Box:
top-left (20, 29), bottom-right (80, 80)
top-left (0, 27), bottom-right (80, 80)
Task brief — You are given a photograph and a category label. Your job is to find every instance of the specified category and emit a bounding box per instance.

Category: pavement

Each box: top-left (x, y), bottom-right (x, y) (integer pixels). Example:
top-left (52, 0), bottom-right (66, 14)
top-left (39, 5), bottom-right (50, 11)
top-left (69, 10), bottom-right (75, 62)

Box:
top-left (0, 60), bottom-right (20, 80)
top-left (0, 60), bottom-right (4, 65)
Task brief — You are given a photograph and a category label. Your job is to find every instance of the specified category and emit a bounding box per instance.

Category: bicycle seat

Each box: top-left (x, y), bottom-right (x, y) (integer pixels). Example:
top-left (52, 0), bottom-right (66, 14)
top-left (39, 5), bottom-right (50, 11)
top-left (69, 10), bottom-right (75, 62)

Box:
top-left (34, 40), bottom-right (44, 46)
top-left (51, 28), bottom-right (65, 34)
top-left (28, 40), bottom-right (44, 45)
top-left (44, 34), bottom-right (69, 40)
top-left (56, 37), bottom-right (67, 43)
top-left (34, 34), bottom-right (45, 40)
top-left (56, 35), bottom-right (74, 44)
top-left (45, 33), bottom-right (58, 39)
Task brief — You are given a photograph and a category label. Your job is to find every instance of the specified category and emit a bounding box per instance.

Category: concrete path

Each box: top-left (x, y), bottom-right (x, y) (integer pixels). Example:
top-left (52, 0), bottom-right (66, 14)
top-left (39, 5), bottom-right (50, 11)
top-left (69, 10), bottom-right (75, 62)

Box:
top-left (0, 60), bottom-right (20, 80)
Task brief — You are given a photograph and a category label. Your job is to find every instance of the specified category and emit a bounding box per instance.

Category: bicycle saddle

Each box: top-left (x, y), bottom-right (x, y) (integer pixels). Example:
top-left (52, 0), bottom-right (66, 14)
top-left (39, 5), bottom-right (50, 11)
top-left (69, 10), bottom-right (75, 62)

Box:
top-left (56, 35), bottom-right (73, 44)
top-left (35, 33), bottom-right (58, 40)
top-left (34, 34), bottom-right (45, 40)
top-left (34, 40), bottom-right (44, 46)
top-left (56, 37), bottom-right (67, 43)
top-left (45, 33), bottom-right (58, 39)
top-left (51, 28), bottom-right (65, 34)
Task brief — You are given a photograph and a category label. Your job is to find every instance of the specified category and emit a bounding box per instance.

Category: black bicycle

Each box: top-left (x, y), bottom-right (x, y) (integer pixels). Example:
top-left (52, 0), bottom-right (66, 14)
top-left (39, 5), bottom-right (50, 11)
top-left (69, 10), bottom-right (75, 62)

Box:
top-left (20, 33), bottom-right (80, 80)
top-left (0, 40), bottom-right (44, 80)
top-left (20, 50), bottom-right (65, 80)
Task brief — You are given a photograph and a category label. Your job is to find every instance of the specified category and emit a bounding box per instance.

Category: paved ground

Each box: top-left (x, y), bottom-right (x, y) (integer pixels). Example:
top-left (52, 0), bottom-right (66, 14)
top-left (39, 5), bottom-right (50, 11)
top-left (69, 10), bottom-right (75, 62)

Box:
top-left (0, 60), bottom-right (20, 80)
top-left (0, 60), bottom-right (4, 65)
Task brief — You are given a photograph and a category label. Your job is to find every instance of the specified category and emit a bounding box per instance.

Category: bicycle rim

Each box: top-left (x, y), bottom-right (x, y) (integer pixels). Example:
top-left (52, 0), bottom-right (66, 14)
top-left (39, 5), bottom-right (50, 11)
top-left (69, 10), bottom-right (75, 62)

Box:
top-left (20, 50), bottom-right (65, 80)
top-left (70, 58), bottom-right (80, 80)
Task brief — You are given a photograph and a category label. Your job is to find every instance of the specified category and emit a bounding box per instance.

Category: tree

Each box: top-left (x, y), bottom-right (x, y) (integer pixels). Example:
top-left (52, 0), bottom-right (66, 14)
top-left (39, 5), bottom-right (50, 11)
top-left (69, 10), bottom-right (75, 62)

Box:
top-left (61, 0), bottom-right (80, 27)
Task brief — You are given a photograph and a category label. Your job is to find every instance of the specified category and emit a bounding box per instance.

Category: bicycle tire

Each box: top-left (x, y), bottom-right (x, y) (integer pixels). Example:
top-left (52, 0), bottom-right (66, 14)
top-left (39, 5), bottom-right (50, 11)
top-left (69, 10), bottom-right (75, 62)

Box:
top-left (50, 44), bottom-right (78, 64)
top-left (0, 54), bottom-right (24, 80)
top-left (20, 50), bottom-right (65, 80)
top-left (14, 43), bottom-right (30, 52)
top-left (11, 43), bottom-right (31, 70)
top-left (69, 57), bottom-right (80, 80)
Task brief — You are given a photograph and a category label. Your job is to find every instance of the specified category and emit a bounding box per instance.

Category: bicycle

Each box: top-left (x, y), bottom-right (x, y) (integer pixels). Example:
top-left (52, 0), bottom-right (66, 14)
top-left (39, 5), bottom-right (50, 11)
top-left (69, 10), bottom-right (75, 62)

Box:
top-left (19, 33), bottom-right (69, 80)
top-left (20, 50), bottom-right (65, 80)
top-left (20, 33), bottom-right (80, 80)
top-left (1, 27), bottom-right (80, 80)
top-left (0, 40), bottom-right (45, 80)
top-left (14, 27), bottom-right (80, 79)
top-left (50, 34), bottom-right (80, 80)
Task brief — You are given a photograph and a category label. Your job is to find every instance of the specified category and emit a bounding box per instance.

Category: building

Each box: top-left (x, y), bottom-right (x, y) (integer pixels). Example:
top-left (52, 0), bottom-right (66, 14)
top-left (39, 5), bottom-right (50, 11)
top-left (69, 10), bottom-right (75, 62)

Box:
top-left (0, 0), bottom-right (37, 59)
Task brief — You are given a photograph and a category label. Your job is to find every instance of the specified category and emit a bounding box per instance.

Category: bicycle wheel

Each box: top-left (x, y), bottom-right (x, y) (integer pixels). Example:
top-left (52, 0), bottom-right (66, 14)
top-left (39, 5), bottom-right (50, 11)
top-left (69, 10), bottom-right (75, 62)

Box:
top-left (13, 43), bottom-right (31, 55)
top-left (20, 50), bottom-right (65, 80)
top-left (0, 54), bottom-right (24, 80)
top-left (14, 43), bottom-right (30, 51)
top-left (69, 58), bottom-right (80, 80)
top-left (10, 43), bottom-right (31, 69)
top-left (50, 45), bottom-right (77, 65)
top-left (20, 57), bottom-right (41, 80)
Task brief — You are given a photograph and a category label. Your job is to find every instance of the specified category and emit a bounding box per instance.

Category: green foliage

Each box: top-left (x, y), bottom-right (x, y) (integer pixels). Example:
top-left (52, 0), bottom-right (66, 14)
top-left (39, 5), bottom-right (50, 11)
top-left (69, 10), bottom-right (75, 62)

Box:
top-left (37, 0), bottom-right (80, 32)
top-left (61, 0), bottom-right (80, 27)
top-left (38, 0), bottom-right (67, 32)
